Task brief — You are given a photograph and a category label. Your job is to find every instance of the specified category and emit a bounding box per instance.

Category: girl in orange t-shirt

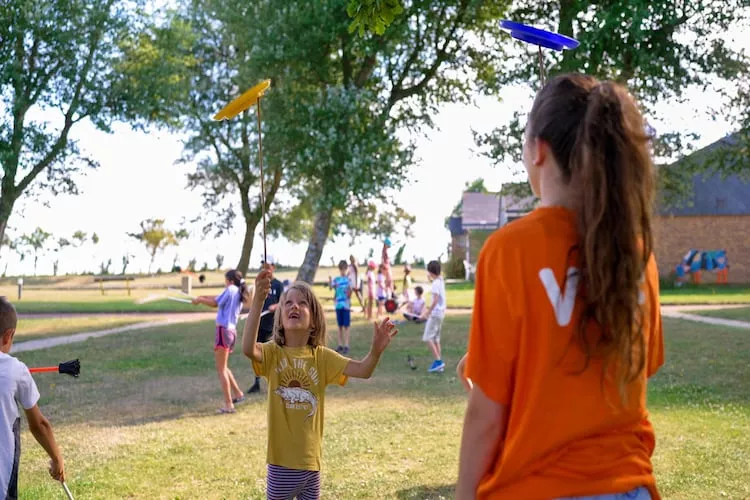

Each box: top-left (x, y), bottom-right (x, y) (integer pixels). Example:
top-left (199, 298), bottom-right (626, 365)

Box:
top-left (456, 74), bottom-right (665, 500)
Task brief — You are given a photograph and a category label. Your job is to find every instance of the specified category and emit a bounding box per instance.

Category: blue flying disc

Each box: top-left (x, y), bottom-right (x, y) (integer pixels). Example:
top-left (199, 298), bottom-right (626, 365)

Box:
top-left (499, 20), bottom-right (579, 51)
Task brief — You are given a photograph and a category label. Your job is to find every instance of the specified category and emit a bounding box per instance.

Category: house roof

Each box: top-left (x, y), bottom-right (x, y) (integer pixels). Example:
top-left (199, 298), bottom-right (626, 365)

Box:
top-left (503, 194), bottom-right (537, 214)
top-left (451, 192), bottom-right (537, 234)
top-left (658, 172), bottom-right (750, 216)
top-left (461, 192), bottom-right (502, 230)
top-left (659, 133), bottom-right (750, 216)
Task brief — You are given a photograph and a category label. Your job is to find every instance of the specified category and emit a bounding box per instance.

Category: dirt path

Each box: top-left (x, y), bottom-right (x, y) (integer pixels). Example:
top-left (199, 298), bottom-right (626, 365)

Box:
top-left (13, 313), bottom-right (215, 353)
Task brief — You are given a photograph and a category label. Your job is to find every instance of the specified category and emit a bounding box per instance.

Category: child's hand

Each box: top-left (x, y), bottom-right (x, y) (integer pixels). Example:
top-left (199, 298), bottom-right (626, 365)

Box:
top-left (371, 317), bottom-right (398, 355)
top-left (191, 298), bottom-right (200, 305)
top-left (254, 268), bottom-right (272, 302)
top-left (49, 457), bottom-right (65, 482)
top-left (456, 353), bottom-right (473, 392)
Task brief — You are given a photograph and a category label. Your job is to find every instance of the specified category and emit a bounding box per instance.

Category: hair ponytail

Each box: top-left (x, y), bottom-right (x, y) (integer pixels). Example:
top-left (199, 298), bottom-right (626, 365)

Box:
top-left (529, 74), bottom-right (655, 404)
top-left (225, 269), bottom-right (249, 303)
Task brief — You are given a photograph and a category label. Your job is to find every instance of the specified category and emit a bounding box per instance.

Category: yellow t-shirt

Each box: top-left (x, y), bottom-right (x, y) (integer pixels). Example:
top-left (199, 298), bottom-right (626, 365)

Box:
top-left (252, 342), bottom-right (350, 471)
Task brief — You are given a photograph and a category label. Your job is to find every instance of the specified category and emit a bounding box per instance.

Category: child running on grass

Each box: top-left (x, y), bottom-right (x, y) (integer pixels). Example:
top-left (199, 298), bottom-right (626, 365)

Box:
top-left (365, 260), bottom-right (376, 321)
top-left (347, 255), bottom-right (364, 312)
top-left (329, 260), bottom-right (353, 354)
top-left (0, 297), bottom-right (65, 498)
top-left (421, 260), bottom-right (446, 373)
top-left (243, 268), bottom-right (397, 500)
top-left (376, 264), bottom-right (387, 319)
top-left (456, 74), bottom-right (665, 500)
top-left (192, 269), bottom-right (250, 414)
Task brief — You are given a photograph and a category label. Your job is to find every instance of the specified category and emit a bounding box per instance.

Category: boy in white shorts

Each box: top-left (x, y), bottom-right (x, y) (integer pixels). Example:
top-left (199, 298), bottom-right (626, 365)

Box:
top-left (421, 261), bottom-right (446, 373)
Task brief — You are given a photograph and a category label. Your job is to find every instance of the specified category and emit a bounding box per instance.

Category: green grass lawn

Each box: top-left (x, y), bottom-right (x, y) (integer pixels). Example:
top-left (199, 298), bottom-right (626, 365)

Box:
top-left (4, 288), bottom-right (225, 314)
top-left (659, 284), bottom-right (750, 305)
top-left (15, 316), bottom-right (156, 341)
top-left (686, 306), bottom-right (750, 323)
top-left (14, 314), bottom-right (750, 499)
top-left (5, 280), bottom-right (750, 315)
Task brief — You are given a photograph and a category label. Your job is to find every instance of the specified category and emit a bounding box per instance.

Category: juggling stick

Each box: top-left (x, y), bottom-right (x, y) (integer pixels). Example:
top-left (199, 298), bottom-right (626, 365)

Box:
top-left (498, 20), bottom-right (579, 87)
top-left (213, 80), bottom-right (272, 264)
top-left (167, 297), bottom-right (192, 304)
top-left (168, 287), bottom-right (194, 298)
top-left (30, 359), bottom-right (80, 378)
top-left (62, 481), bottom-right (74, 500)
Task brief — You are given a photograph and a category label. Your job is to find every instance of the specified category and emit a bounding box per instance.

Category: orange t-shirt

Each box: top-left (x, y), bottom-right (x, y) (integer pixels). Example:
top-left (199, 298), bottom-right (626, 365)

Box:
top-left (466, 206), bottom-right (665, 500)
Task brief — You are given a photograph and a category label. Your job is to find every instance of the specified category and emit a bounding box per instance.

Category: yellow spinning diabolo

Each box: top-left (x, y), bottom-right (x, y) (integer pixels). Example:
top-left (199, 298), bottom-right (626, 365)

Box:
top-left (213, 79), bottom-right (272, 263)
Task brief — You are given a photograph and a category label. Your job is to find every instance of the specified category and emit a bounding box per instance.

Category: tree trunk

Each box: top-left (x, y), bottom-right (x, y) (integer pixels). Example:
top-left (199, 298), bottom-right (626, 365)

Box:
top-left (0, 196), bottom-right (14, 252)
top-left (296, 209), bottom-right (333, 284)
top-left (236, 215), bottom-right (261, 276)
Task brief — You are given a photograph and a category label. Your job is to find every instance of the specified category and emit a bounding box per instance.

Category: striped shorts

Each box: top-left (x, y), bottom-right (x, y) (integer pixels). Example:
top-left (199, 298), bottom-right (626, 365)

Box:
top-left (267, 464), bottom-right (320, 500)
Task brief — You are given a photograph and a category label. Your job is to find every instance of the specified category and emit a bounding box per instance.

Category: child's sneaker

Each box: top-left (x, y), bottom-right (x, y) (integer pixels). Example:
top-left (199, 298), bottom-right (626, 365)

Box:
top-left (343, 346), bottom-right (350, 355)
top-left (428, 360), bottom-right (445, 373)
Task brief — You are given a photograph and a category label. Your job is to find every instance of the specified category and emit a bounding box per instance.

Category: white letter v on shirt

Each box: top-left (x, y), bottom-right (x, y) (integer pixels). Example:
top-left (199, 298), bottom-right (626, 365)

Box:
top-left (538, 267), bottom-right (580, 327)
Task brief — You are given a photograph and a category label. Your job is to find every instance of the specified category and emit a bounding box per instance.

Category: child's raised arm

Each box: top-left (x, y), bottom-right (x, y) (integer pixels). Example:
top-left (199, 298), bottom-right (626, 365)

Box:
top-left (192, 295), bottom-right (219, 307)
top-left (242, 268), bottom-right (272, 362)
top-left (344, 318), bottom-right (397, 379)
top-left (25, 405), bottom-right (65, 482)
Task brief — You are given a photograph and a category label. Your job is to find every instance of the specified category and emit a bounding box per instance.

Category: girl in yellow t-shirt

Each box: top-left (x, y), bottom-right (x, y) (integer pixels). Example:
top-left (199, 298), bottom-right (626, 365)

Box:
top-left (243, 267), bottom-right (398, 499)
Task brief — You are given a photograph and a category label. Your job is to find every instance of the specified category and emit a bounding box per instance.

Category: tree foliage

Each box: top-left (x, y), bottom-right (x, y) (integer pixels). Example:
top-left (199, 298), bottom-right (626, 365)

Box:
top-left (0, 0), bottom-right (157, 246)
top-left (346, 0), bottom-right (404, 36)
top-left (474, 0), bottom-right (750, 204)
top-left (128, 218), bottom-right (186, 274)
top-left (18, 227), bottom-right (51, 275)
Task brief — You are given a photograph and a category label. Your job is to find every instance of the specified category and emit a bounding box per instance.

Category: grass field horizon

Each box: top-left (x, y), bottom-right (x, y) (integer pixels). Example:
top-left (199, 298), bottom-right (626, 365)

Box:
top-left (15, 314), bottom-right (750, 499)
top-left (2, 269), bottom-right (750, 315)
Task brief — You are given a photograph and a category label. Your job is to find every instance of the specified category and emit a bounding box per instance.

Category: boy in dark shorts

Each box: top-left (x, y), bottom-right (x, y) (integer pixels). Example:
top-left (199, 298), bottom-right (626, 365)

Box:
top-left (0, 297), bottom-right (65, 498)
top-left (330, 260), bottom-right (353, 354)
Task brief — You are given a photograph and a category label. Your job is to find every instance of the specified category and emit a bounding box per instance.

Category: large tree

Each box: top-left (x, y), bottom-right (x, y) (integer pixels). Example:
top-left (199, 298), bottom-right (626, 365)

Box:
top-left (474, 0), bottom-right (750, 198)
top-left (117, 8), bottom-right (287, 275)
top-left (119, 0), bottom-right (502, 280)
top-left (0, 1), bottom-right (158, 246)
top-left (246, 0), bottom-right (509, 283)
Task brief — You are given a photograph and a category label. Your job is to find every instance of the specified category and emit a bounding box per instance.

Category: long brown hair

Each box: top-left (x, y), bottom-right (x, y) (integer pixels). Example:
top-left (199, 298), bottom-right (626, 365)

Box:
top-left (528, 74), bottom-right (655, 402)
top-left (272, 281), bottom-right (327, 347)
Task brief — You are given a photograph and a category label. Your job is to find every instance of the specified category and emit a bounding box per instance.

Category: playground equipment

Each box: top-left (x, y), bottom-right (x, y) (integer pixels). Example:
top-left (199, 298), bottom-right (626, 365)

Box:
top-left (675, 249), bottom-right (729, 285)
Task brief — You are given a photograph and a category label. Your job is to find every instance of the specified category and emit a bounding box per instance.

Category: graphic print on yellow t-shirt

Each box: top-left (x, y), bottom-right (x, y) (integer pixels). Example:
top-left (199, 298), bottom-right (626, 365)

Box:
top-left (253, 342), bottom-right (350, 471)
top-left (274, 358), bottom-right (319, 419)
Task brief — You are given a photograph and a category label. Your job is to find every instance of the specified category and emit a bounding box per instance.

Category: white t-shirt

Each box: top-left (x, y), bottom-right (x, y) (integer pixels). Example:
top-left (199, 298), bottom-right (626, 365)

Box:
top-left (430, 276), bottom-right (446, 317)
top-left (411, 297), bottom-right (426, 316)
top-left (347, 264), bottom-right (359, 289)
top-left (0, 353), bottom-right (40, 495)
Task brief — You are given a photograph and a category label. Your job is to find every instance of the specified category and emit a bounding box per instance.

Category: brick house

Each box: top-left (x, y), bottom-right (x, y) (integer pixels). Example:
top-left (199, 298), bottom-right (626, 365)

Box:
top-left (655, 170), bottom-right (750, 283)
top-left (448, 192), bottom-right (536, 274)
top-left (653, 133), bottom-right (750, 283)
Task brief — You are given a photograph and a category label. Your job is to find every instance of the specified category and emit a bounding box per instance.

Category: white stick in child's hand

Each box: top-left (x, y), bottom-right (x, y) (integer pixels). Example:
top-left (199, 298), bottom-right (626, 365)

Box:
top-left (62, 481), bottom-right (74, 500)
top-left (167, 297), bottom-right (192, 304)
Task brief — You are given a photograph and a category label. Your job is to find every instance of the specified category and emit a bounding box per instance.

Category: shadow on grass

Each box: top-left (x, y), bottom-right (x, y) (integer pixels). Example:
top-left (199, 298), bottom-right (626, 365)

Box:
top-left (396, 484), bottom-right (455, 499)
